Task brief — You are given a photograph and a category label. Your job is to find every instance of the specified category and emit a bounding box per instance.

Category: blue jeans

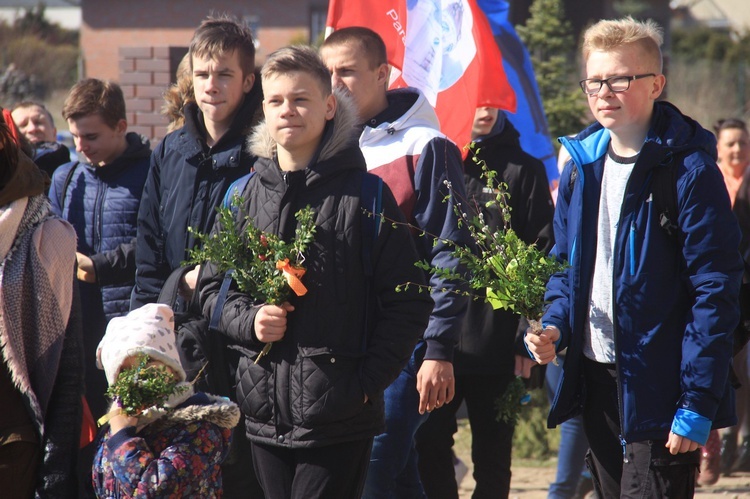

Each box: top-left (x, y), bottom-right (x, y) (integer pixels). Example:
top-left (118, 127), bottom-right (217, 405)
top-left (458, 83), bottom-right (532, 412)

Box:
top-left (362, 342), bottom-right (428, 499)
top-left (546, 358), bottom-right (590, 499)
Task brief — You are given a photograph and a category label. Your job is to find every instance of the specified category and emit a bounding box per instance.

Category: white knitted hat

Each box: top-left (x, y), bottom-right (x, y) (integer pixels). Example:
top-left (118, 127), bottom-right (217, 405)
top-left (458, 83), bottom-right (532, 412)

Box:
top-left (96, 303), bottom-right (186, 386)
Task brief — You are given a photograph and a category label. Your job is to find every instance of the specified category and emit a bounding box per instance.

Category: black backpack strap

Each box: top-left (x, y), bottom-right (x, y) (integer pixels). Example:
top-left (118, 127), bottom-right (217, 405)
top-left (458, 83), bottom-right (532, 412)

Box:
top-left (567, 164), bottom-right (578, 192)
top-left (202, 270), bottom-right (235, 397)
top-left (223, 172), bottom-right (255, 213)
top-left (209, 270), bottom-right (234, 332)
top-left (211, 170), bottom-right (253, 325)
top-left (157, 265), bottom-right (195, 308)
top-left (59, 162), bottom-right (78, 212)
top-left (651, 159), bottom-right (679, 239)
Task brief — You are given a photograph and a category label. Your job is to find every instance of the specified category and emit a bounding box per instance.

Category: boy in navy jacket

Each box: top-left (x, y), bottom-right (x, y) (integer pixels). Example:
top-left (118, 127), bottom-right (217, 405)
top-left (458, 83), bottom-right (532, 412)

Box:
top-left (49, 78), bottom-right (150, 420)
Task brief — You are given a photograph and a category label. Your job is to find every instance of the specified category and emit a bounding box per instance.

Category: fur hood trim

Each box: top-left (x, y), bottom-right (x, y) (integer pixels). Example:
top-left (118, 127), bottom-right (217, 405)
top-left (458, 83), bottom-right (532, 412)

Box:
top-left (247, 87), bottom-right (360, 163)
top-left (148, 394), bottom-right (241, 432)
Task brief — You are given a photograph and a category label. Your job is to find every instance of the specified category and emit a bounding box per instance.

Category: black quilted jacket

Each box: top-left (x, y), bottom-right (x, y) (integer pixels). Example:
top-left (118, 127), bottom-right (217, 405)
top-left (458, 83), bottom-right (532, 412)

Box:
top-left (197, 93), bottom-right (433, 448)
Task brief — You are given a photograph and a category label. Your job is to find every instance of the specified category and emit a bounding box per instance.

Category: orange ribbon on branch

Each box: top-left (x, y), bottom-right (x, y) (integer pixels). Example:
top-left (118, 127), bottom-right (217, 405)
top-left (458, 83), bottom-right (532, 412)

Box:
top-left (276, 259), bottom-right (307, 296)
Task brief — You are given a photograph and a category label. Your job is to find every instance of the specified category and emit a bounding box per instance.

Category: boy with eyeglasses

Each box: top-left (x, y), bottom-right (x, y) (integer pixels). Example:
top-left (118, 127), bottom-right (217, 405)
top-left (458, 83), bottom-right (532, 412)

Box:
top-left (525, 17), bottom-right (742, 497)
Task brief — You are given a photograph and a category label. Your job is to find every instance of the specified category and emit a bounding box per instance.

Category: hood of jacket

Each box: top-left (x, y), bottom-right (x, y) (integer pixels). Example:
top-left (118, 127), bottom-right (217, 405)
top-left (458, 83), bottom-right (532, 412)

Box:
top-left (471, 113), bottom-right (522, 151)
top-left (375, 87), bottom-right (441, 135)
top-left (33, 141), bottom-right (71, 177)
top-left (246, 87), bottom-right (364, 181)
top-left (147, 393), bottom-right (241, 432)
top-left (560, 101), bottom-right (717, 170)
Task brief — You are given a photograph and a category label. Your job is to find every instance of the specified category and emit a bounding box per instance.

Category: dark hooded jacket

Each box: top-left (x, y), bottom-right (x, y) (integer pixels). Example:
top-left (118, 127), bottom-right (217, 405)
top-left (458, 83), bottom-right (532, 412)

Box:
top-left (131, 82), bottom-right (263, 309)
top-left (545, 101), bottom-right (742, 444)
top-left (197, 91), bottom-right (433, 448)
top-left (33, 141), bottom-right (71, 183)
top-left (457, 116), bottom-right (554, 375)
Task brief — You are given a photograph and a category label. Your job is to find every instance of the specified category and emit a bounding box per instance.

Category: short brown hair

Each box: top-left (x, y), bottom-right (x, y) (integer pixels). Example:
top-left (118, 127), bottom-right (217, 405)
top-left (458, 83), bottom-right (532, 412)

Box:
top-left (582, 17), bottom-right (663, 73)
top-left (262, 45), bottom-right (332, 97)
top-left (62, 79), bottom-right (126, 129)
top-left (321, 26), bottom-right (387, 69)
top-left (189, 14), bottom-right (256, 77)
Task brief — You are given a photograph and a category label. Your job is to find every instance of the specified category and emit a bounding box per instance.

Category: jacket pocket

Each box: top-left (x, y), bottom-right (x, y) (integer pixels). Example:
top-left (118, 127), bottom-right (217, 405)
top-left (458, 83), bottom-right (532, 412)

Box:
top-left (232, 345), bottom-right (273, 422)
top-left (292, 347), bottom-right (365, 426)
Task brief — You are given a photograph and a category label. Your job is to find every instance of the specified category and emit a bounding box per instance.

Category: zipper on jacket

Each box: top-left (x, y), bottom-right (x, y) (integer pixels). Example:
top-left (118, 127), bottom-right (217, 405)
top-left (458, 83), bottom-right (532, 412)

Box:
top-left (94, 181), bottom-right (104, 253)
top-left (612, 179), bottom-right (635, 464)
top-left (613, 272), bottom-right (629, 464)
top-left (628, 222), bottom-right (636, 276)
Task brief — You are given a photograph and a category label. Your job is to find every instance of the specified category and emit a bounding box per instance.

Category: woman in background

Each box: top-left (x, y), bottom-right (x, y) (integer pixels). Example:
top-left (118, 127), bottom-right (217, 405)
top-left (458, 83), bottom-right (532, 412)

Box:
top-left (718, 118), bottom-right (750, 480)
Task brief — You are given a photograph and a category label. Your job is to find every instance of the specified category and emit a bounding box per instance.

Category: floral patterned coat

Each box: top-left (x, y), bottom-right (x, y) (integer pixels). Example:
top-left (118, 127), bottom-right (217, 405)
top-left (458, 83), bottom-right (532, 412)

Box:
top-left (92, 393), bottom-right (240, 498)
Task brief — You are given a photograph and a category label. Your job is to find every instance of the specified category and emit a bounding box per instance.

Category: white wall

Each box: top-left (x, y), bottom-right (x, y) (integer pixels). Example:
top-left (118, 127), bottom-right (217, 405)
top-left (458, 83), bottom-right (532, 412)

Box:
top-left (0, 6), bottom-right (81, 30)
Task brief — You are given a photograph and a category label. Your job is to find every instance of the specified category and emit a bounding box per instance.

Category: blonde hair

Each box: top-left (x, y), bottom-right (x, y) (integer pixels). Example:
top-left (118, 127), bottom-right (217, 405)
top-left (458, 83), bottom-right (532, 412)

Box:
top-left (582, 17), bottom-right (663, 73)
top-left (261, 45), bottom-right (332, 97)
top-left (162, 52), bottom-right (194, 132)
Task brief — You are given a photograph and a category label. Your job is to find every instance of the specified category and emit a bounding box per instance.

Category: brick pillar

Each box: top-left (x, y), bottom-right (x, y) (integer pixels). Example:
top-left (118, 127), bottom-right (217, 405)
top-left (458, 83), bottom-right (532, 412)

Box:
top-left (119, 46), bottom-right (171, 142)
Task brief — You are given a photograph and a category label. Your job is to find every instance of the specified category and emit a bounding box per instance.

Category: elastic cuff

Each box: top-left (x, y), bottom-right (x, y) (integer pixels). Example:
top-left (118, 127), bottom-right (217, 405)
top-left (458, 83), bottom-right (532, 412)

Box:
top-left (106, 426), bottom-right (137, 452)
top-left (671, 408), bottom-right (711, 446)
top-left (542, 322), bottom-right (563, 349)
top-left (90, 252), bottom-right (109, 284)
top-left (423, 338), bottom-right (454, 363)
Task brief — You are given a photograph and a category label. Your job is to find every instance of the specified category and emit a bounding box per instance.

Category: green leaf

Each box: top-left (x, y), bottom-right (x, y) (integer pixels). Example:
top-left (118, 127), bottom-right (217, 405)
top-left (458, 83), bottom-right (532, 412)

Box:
top-left (185, 200), bottom-right (317, 305)
top-left (106, 354), bottom-right (187, 417)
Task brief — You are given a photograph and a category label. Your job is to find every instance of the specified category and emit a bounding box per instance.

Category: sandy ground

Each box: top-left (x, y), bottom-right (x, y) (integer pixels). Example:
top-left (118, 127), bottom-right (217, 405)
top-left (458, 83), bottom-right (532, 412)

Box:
top-left (456, 461), bottom-right (750, 498)
top-left (452, 417), bottom-right (750, 499)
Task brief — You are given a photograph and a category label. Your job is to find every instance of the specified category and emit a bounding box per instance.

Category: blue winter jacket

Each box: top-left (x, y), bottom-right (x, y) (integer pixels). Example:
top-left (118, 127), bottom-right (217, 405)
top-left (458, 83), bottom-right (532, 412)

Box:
top-left (544, 101), bottom-right (742, 445)
top-left (49, 132), bottom-right (151, 322)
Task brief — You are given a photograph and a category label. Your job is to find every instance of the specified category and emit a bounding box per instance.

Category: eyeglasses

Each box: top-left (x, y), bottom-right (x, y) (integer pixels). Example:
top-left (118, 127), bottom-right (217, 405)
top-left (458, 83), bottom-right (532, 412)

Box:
top-left (579, 73), bottom-right (656, 96)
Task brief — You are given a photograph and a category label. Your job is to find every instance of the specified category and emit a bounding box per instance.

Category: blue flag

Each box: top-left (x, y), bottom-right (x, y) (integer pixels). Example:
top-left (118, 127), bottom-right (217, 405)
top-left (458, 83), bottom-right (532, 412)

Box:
top-left (475, 0), bottom-right (559, 186)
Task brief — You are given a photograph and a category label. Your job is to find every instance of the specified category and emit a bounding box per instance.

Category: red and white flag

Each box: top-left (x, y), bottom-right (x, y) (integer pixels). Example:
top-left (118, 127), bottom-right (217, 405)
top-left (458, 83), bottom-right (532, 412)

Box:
top-left (326, 0), bottom-right (516, 150)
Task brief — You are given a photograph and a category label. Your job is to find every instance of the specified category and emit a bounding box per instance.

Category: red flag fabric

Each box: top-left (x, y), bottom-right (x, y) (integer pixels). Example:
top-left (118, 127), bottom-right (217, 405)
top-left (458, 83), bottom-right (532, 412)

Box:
top-left (326, 0), bottom-right (516, 151)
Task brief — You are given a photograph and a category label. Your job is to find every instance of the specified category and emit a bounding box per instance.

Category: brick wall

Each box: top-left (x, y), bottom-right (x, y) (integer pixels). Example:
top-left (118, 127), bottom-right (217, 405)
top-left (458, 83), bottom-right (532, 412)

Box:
top-left (89, 0), bottom-right (328, 143)
top-left (119, 46), bottom-right (185, 143)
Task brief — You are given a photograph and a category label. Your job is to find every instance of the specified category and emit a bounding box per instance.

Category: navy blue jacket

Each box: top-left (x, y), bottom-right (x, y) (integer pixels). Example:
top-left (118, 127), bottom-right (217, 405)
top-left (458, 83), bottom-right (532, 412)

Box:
top-left (545, 101), bottom-right (742, 444)
top-left (49, 132), bottom-right (151, 322)
top-left (130, 83), bottom-right (262, 309)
